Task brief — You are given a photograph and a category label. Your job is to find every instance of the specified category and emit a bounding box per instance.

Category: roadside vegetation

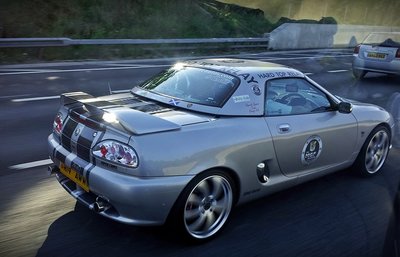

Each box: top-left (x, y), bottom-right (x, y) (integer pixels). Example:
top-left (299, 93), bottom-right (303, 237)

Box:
top-left (0, 0), bottom-right (333, 63)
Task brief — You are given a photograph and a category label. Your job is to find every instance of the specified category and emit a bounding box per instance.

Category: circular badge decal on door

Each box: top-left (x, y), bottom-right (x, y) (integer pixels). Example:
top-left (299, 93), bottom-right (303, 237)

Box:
top-left (301, 135), bottom-right (323, 165)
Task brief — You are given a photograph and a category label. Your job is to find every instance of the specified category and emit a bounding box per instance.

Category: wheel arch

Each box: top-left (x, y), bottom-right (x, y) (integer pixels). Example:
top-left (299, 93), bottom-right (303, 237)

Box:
top-left (352, 122), bottom-right (392, 176)
top-left (378, 122), bottom-right (392, 140)
top-left (209, 166), bottom-right (241, 205)
top-left (165, 166), bottom-right (241, 224)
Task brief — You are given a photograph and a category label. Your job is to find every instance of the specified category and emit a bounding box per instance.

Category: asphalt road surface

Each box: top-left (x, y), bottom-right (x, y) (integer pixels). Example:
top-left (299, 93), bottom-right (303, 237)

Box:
top-left (1, 49), bottom-right (400, 257)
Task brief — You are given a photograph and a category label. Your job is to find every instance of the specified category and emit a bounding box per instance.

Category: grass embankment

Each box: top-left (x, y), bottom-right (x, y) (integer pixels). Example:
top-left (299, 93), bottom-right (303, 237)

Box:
top-left (0, 0), bottom-right (273, 62)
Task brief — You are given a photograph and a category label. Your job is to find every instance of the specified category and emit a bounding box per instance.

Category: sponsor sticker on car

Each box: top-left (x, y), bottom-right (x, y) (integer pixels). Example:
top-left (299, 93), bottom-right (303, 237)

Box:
top-left (301, 135), bottom-right (323, 165)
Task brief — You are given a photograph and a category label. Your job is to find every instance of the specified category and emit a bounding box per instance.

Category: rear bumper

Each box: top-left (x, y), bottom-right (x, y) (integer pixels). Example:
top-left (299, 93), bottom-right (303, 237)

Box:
top-left (48, 134), bottom-right (193, 226)
top-left (353, 54), bottom-right (400, 74)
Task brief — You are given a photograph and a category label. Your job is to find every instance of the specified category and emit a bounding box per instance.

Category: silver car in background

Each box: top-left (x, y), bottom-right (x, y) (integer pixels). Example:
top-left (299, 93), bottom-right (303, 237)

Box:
top-left (48, 59), bottom-right (394, 242)
top-left (352, 32), bottom-right (400, 79)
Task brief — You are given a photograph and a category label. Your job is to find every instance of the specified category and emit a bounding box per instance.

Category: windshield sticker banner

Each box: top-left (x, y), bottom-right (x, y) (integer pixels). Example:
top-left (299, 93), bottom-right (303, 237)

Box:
top-left (258, 71), bottom-right (302, 79)
top-left (233, 95), bottom-right (250, 103)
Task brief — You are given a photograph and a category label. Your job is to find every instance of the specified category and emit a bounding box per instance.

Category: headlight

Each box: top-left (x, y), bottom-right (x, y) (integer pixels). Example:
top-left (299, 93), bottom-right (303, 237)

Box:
top-left (53, 112), bottom-right (63, 136)
top-left (92, 140), bottom-right (138, 168)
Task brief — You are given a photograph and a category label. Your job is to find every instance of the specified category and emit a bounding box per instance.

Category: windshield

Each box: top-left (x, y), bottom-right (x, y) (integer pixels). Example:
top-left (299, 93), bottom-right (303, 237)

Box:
top-left (362, 32), bottom-right (400, 47)
top-left (138, 65), bottom-right (239, 107)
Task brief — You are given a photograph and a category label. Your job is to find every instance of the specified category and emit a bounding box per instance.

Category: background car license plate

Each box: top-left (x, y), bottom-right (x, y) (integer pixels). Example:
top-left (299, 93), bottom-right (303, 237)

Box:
top-left (367, 52), bottom-right (386, 59)
top-left (59, 163), bottom-right (89, 192)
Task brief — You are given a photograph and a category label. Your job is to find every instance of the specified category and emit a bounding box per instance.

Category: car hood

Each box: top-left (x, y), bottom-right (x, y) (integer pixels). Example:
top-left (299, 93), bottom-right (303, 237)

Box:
top-left (335, 96), bottom-right (393, 130)
top-left (337, 96), bottom-right (387, 111)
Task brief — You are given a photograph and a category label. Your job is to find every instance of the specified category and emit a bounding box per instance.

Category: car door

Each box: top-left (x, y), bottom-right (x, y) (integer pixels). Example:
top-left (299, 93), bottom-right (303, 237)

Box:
top-left (264, 77), bottom-right (358, 177)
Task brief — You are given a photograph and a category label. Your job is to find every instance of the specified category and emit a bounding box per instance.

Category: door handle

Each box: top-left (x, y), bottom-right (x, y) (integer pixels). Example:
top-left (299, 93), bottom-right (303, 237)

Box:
top-left (278, 124), bottom-right (291, 133)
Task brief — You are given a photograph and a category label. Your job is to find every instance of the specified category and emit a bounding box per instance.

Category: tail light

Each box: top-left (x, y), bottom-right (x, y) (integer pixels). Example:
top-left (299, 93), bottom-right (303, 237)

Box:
top-left (354, 44), bottom-right (361, 54)
top-left (396, 48), bottom-right (400, 58)
top-left (53, 113), bottom-right (63, 136)
top-left (93, 140), bottom-right (138, 168)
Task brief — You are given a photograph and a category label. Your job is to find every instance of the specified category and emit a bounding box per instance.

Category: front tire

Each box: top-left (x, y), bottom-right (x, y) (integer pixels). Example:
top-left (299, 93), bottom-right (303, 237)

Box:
top-left (353, 125), bottom-right (391, 176)
top-left (169, 170), bottom-right (235, 242)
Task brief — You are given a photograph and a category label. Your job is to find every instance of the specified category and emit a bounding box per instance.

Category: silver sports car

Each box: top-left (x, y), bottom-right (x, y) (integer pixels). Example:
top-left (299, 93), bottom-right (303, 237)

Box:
top-left (352, 32), bottom-right (400, 79)
top-left (48, 58), bottom-right (394, 241)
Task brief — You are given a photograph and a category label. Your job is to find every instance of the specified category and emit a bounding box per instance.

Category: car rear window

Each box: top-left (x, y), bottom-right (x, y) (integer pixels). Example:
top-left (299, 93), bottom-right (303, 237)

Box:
top-left (138, 65), bottom-right (239, 107)
top-left (362, 32), bottom-right (400, 47)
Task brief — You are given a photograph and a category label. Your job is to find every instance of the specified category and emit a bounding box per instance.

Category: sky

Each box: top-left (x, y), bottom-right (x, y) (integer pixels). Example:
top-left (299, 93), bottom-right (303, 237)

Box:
top-left (218, 0), bottom-right (400, 26)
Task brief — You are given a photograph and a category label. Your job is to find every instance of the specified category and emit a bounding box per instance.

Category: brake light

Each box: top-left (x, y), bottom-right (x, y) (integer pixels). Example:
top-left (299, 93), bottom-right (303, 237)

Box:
top-left (53, 113), bottom-right (63, 136)
top-left (93, 140), bottom-right (138, 168)
top-left (396, 48), bottom-right (400, 58)
top-left (354, 44), bottom-right (361, 54)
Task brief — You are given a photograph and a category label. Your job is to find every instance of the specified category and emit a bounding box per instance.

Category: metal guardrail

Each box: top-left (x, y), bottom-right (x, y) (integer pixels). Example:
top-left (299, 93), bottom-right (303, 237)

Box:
top-left (0, 37), bottom-right (269, 48)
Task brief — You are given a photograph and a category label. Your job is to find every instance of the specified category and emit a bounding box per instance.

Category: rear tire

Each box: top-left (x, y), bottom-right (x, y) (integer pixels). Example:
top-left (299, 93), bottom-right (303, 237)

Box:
top-left (353, 125), bottom-right (390, 176)
top-left (168, 170), bottom-right (235, 242)
top-left (352, 68), bottom-right (367, 79)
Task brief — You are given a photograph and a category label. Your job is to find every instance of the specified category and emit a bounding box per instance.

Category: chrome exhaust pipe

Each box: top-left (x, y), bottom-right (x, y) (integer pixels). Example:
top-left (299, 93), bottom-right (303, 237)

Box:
top-left (48, 165), bottom-right (59, 175)
top-left (93, 196), bottom-right (110, 213)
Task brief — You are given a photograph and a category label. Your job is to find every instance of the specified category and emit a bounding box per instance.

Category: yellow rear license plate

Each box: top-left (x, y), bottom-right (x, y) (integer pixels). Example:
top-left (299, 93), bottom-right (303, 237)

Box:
top-left (59, 163), bottom-right (89, 192)
top-left (367, 52), bottom-right (386, 59)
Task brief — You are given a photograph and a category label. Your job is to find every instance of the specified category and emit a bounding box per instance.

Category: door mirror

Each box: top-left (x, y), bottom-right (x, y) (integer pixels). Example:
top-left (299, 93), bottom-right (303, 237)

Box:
top-left (337, 102), bottom-right (352, 114)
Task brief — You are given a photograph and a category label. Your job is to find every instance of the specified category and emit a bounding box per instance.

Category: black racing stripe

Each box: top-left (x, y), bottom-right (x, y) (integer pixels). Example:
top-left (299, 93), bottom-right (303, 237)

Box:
top-left (87, 100), bottom-right (117, 108)
top-left (76, 127), bottom-right (95, 163)
top-left (61, 118), bottom-right (78, 152)
top-left (55, 150), bottom-right (66, 163)
top-left (111, 97), bottom-right (142, 105)
top-left (71, 158), bottom-right (89, 177)
top-left (61, 134), bottom-right (71, 152)
top-left (70, 112), bottom-right (105, 131)
top-left (132, 103), bottom-right (169, 113)
top-left (78, 134), bottom-right (93, 149)
top-left (78, 126), bottom-right (94, 149)
top-left (110, 96), bottom-right (170, 114)
top-left (77, 142), bottom-right (91, 162)
top-left (63, 118), bottom-right (78, 139)
top-left (77, 146), bottom-right (90, 162)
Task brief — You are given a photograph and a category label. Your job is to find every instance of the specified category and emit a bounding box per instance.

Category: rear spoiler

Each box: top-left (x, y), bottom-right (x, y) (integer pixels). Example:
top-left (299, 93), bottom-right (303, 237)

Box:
top-left (61, 92), bottom-right (107, 115)
top-left (61, 91), bottom-right (94, 105)
top-left (60, 92), bottom-right (181, 135)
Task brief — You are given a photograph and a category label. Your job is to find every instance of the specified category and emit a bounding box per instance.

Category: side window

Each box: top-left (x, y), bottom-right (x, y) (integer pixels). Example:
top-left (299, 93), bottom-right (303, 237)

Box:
top-left (265, 78), bottom-right (332, 116)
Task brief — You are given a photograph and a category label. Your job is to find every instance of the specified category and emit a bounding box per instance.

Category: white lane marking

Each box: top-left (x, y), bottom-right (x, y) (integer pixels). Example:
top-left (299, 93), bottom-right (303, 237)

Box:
top-left (0, 64), bottom-right (170, 76)
top-left (259, 54), bottom-right (352, 61)
top-left (10, 159), bottom-right (53, 170)
top-left (12, 95), bottom-right (60, 102)
top-left (327, 69), bottom-right (348, 73)
top-left (275, 52), bottom-right (351, 57)
top-left (0, 94), bottom-right (31, 99)
top-left (102, 63), bottom-right (143, 67)
top-left (0, 68), bottom-right (54, 72)
top-left (0, 53), bottom-right (353, 76)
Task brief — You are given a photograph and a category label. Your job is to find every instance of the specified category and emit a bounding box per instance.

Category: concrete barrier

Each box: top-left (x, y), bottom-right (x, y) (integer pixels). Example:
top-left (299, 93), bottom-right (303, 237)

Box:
top-left (269, 23), bottom-right (400, 50)
top-left (0, 37), bottom-right (269, 48)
